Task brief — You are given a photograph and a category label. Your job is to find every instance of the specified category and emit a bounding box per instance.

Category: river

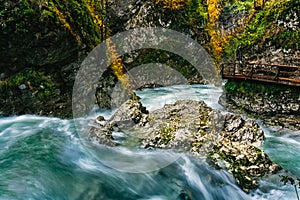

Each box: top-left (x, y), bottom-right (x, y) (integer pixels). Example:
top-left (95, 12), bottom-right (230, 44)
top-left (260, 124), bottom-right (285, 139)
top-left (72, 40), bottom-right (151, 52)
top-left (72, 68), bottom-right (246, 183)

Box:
top-left (0, 85), bottom-right (299, 199)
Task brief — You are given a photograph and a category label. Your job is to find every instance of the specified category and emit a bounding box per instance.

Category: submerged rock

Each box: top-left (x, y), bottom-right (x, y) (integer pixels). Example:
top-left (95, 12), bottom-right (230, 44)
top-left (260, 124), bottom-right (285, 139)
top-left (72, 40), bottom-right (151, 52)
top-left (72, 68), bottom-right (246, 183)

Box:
top-left (89, 98), bottom-right (281, 192)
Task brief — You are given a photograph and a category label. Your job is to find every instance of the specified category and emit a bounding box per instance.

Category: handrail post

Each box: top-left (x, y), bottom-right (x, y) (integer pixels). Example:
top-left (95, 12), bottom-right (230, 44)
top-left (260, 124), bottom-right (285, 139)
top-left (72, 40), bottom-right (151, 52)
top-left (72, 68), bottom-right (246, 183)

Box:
top-left (221, 63), bottom-right (224, 78)
top-left (275, 66), bottom-right (280, 82)
top-left (250, 63), bottom-right (254, 78)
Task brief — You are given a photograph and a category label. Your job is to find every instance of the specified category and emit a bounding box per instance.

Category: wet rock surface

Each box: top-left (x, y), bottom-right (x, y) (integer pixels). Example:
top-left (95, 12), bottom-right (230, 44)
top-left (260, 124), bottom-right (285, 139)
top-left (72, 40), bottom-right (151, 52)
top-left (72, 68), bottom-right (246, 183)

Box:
top-left (220, 86), bottom-right (300, 132)
top-left (89, 99), bottom-right (280, 192)
top-left (260, 115), bottom-right (300, 132)
top-left (224, 89), bottom-right (300, 115)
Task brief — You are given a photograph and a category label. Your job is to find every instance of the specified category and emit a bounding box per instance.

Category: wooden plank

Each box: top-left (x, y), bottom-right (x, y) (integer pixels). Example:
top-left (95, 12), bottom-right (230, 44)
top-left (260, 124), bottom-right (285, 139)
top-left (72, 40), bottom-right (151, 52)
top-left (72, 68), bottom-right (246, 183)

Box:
top-left (223, 75), bottom-right (300, 86)
top-left (247, 63), bottom-right (300, 69)
top-left (279, 77), bottom-right (300, 83)
top-left (222, 75), bottom-right (248, 79)
top-left (251, 74), bottom-right (277, 81)
top-left (279, 71), bottom-right (300, 76)
top-left (221, 63), bottom-right (300, 86)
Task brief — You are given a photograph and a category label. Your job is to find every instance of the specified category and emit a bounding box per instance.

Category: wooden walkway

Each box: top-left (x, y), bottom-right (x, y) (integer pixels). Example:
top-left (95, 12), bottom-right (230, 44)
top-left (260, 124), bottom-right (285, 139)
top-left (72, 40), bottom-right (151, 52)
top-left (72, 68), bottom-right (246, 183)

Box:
top-left (221, 62), bottom-right (300, 86)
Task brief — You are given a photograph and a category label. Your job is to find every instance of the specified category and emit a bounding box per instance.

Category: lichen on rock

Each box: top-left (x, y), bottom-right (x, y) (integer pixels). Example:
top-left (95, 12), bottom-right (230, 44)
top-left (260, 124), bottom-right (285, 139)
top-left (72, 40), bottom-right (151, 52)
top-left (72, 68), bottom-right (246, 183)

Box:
top-left (89, 98), bottom-right (281, 192)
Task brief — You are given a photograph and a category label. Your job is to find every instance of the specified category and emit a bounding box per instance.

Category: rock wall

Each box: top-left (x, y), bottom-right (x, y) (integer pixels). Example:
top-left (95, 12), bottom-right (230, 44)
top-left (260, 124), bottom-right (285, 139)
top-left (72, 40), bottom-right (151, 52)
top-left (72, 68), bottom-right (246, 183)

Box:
top-left (95, 0), bottom-right (207, 109)
top-left (0, 1), bottom-right (104, 117)
top-left (1, 0), bottom-right (299, 117)
top-left (220, 0), bottom-right (300, 130)
top-left (0, 0), bottom-right (207, 117)
top-left (224, 80), bottom-right (300, 115)
top-left (221, 79), bottom-right (300, 131)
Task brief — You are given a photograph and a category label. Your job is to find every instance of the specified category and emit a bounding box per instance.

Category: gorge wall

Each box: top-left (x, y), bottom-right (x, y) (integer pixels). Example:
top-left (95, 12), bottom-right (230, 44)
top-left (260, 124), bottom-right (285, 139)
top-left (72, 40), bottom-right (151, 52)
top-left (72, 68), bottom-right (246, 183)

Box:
top-left (0, 0), bottom-right (299, 117)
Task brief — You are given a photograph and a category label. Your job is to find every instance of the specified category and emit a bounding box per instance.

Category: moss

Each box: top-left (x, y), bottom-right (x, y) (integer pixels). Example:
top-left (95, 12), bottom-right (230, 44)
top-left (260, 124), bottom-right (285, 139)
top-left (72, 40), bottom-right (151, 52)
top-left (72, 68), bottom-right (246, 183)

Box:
top-left (225, 79), bottom-right (300, 97)
top-left (272, 29), bottom-right (300, 50)
top-left (224, 0), bottom-right (299, 58)
top-left (159, 125), bottom-right (176, 145)
top-left (0, 0), bottom-right (105, 49)
top-left (232, 166), bottom-right (257, 192)
top-left (125, 49), bottom-right (202, 81)
top-left (212, 144), bottom-right (261, 192)
top-left (0, 68), bottom-right (56, 101)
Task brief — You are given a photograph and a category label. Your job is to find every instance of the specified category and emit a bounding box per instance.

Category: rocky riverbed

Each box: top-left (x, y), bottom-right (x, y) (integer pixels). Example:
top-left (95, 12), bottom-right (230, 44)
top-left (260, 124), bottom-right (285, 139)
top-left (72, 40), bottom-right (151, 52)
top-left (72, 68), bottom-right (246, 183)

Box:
top-left (89, 98), bottom-right (280, 192)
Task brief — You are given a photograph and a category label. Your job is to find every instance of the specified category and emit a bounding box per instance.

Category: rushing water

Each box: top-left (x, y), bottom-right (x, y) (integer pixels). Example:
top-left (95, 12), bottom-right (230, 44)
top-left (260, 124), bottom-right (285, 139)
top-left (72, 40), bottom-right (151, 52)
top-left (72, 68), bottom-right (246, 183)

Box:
top-left (0, 85), bottom-right (299, 199)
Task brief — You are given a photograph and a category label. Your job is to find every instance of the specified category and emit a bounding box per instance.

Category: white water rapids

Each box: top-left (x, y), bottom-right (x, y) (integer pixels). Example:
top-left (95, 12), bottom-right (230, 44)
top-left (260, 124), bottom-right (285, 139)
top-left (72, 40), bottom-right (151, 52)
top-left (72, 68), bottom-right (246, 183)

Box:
top-left (0, 84), bottom-right (299, 199)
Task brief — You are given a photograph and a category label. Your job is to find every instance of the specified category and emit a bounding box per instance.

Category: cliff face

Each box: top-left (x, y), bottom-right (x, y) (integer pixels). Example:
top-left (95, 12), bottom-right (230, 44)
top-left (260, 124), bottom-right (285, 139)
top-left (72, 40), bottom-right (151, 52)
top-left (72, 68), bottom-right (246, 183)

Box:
top-left (223, 0), bottom-right (299, 66)
top-left (0, 0), bottom-right (299, 117)
top-left (0, 0), bottom-right (104, 117)
top-left (0, 0), bottom-right (209, 116)
top-left (221, 0), bottom-right (300, 120)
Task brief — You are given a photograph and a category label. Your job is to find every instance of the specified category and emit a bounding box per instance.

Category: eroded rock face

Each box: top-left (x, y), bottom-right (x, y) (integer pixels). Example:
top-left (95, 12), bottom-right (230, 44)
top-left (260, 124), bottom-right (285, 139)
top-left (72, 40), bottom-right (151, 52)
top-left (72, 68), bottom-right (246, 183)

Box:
top-left (89, 99), bottom-right (280, 192)
top-left (260, 115), bottom-right (300, 131)
top-left (221, 82), bottom-right (300, 132)
top-left (0, 30), bottom-right (79, 116)
top-left (0, 1), bottom-right (99, 117)
top-left (211, 114), bottom-right (279, 191)
top-left (225, 90), bottom-right (300, 115)
top-left (89, 99), bottom-right (149, 145)
top-left (95, 0), bottom-right (205, 109)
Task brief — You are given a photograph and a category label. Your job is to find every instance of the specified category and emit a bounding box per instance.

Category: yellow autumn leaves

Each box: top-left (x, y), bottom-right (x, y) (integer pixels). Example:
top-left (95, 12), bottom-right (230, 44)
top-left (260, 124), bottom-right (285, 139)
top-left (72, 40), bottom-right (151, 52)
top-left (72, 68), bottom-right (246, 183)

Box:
top-left (156, 0), bottom-right (188, 10)
top-left (106, 39), bottom-right (132, 92)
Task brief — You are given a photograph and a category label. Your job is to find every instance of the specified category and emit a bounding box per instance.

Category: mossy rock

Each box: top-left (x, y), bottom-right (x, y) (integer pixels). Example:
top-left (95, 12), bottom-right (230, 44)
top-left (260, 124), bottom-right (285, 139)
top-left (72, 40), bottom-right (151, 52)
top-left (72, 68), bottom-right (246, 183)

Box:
top-left (0, 68), bottom-right (71, 117)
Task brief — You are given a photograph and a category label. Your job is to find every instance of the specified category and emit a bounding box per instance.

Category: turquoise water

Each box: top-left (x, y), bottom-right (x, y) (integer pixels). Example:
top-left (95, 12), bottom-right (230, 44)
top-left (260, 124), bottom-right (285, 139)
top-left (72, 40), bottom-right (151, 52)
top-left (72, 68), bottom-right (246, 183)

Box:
top-left (0, 85), bottom-right (299, 199)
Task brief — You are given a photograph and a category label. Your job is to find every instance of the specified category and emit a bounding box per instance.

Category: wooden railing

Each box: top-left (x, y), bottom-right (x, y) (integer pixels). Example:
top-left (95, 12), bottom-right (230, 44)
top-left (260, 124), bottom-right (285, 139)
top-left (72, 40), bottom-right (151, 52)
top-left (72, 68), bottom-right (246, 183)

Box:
top-left (221, 62), bottom-right (300, 86)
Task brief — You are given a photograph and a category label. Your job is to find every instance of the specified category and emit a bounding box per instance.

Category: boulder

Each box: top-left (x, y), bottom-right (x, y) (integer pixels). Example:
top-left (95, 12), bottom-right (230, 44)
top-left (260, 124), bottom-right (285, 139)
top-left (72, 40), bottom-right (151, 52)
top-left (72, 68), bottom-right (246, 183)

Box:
top-left (89, 99), bottom-right (281, 192)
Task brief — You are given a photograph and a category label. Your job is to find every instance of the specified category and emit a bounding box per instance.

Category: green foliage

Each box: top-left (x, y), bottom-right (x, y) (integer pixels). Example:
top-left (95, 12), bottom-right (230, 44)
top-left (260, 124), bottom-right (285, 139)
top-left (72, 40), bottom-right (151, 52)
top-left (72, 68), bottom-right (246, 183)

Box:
top-left (224, 0), bottom-right (299, 57)
top-left (225, 79), bottom-right (300, 97)
top-left (221, 0), bottom-right (254, 16)
top-left (182, 0), bottom-right (208, 25)
top-left (0, 69), bottom-right (56, 101)
top-left (0, 0), bottom-right (104, 48)
top-left (273, 29), bottom-right (300, 50)
top-left (126, 49), bottom-right (202, 80)
top-left (224, 79), bottom-right (238, 93)
top-left (233, 0), bottom-right (253, 13)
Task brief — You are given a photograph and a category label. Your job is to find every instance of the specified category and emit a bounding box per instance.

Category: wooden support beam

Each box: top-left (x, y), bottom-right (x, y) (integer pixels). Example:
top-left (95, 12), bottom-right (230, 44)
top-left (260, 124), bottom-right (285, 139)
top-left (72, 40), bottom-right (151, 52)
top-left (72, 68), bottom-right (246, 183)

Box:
top-left (221, 62), bottom-right (300, 87)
